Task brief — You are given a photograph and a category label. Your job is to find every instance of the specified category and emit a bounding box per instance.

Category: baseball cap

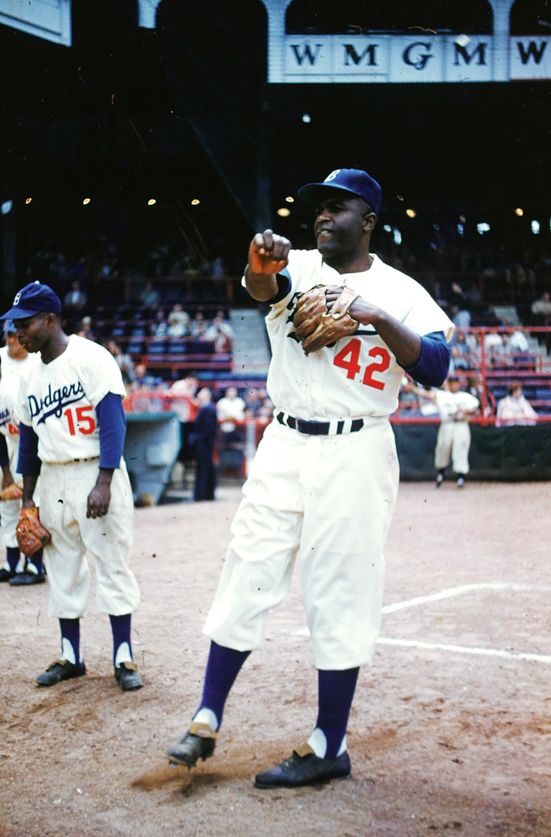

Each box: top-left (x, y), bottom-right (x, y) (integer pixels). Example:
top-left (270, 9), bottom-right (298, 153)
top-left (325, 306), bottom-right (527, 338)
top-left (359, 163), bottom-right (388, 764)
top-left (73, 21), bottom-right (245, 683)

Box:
top-left (297, 168), bottom-right (382, 215)
top-left (3, 320), bottom-right (17, 335)
top-left (0, 281), bottom-right (62, 320)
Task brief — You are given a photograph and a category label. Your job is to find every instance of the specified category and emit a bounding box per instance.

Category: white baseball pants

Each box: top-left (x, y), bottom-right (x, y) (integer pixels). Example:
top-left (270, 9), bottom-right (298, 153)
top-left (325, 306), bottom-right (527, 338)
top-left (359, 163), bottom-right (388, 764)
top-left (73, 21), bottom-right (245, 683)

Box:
top-left (435, 422), bottom-right (471, 474)
top-left (203, 417), bottom-right (399, 670)
top-left (39, 459), bottom-right (140, 618)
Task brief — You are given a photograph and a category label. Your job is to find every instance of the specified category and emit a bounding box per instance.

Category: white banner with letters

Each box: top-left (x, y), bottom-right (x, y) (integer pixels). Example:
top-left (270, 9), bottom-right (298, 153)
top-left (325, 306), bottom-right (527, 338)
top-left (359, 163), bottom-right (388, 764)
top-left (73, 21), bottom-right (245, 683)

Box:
top-left (270, 35), bottom-right (550, 83)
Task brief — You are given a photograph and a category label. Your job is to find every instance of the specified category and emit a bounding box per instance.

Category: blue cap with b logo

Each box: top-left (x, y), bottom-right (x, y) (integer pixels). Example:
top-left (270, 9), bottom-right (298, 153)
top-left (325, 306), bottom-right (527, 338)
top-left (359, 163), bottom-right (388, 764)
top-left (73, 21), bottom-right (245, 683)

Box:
top-left (0, 281), bottom-right (62, 321)
top-left (297, 168), bottom-right (382, 215)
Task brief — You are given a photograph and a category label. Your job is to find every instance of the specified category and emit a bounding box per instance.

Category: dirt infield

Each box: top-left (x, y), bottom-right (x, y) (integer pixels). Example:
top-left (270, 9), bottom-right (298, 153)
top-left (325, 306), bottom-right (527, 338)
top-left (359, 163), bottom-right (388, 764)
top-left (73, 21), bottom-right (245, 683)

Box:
top-left (1, 480), bottom-right (550, 837)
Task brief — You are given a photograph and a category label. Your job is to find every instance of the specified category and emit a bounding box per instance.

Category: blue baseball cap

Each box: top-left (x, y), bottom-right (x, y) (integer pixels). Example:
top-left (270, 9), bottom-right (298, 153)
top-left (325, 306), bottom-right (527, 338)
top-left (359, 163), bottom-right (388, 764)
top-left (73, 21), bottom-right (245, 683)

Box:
top-left (3, 320), bottom-right (17, 335)
top-left (297, 168), bottom-right (383, 215)
top-left (0, 281), bottom-right (62, 320)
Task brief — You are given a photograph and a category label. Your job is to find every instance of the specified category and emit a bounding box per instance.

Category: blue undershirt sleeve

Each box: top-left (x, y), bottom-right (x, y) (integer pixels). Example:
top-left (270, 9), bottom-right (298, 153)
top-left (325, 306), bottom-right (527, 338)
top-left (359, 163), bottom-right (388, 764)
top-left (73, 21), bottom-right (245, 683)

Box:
top-left (0, 433), bottom-right (9, 468)
top-left (404, 331), bottom-right (451, 387)
top-left (96, 392), bottom-right (126, 469)
top-left (267, 270), bottom-right (292, 305)
top-left (17, 424), bottom-right (41, 476)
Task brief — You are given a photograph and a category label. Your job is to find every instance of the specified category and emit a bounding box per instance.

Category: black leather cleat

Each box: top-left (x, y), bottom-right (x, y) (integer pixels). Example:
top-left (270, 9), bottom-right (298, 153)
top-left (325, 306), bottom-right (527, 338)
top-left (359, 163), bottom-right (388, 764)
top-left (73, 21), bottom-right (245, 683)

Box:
top-left (36, 659), bottom-right (86, 687)
top-left (115, 662), bottom-right (144, 691)
top-left (0, 568), bottom-right (15, 582)
top-left (167, 722), bottom-right (217, 767)
top-left (254, 744), bottom-right (351, 789)
top-left (9, 571), bottom-right (46, 586)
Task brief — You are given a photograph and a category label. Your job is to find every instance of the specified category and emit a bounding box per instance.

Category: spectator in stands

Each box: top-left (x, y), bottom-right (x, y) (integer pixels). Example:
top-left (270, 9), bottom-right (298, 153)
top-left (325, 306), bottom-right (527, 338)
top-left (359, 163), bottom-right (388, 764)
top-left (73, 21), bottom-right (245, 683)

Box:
top-left (496, 383), bottom-right (538, 427)
top-left (505, 327), bottom-right (530, 354)
top-left (484, 330), bottom-right (505, 364)
top-left (189, 387), bottom-right (218, 502)
top-left (531, 292), bottom-right (551, 325)
top-left (151, 308), bottom-right (168, 337)
top-left (77, 316), bottom-right (96, 342)
top-left (216, 386), bottom-right (245, 430)
top-left (132, 362), bottom-right (161, 391)
top-left (170, 375), bottom-right (199, 467)
top-left (450, 330), bottom-right (475, 372)
top-left (465, 375), bottom-right (487, 416)
top-left (191, 312), bottom-right (210, 339)
top-left (63, 280), bottom-right (87, 314)
top-left (167, 304), bottom-right (192, 338)
top-left (105, 339), bottom-right (137, 387)
top-left (244, 386), bottom-right (263, 417)
top-left (450, 305), bottom-right (471, 330)
top-left (216, 385), bottom-right (246, 455)
top-left (139, 281), bottom-right (160, 308)
top-left (205, 312), bottom-right (233, 353)
top-left (257, 397), bottom-right (275, 421)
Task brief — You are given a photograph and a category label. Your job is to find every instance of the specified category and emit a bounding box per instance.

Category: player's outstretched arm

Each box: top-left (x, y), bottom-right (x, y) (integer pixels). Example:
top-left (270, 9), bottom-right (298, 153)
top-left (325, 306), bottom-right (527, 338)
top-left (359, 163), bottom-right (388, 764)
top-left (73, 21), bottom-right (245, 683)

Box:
top-left (244, 229), bottom-right (291, 302)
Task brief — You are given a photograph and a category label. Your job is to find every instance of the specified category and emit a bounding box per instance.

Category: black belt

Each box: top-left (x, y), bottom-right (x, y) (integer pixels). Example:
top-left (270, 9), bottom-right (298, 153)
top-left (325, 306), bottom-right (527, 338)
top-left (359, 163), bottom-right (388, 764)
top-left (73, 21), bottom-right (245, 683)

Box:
top-left (276, 411), bottom-right (364, 436)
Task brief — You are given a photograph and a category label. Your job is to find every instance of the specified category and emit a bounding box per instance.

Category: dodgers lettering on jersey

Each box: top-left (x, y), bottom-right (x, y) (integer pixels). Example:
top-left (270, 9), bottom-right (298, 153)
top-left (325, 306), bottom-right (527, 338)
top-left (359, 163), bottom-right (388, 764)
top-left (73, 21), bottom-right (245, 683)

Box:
top-left (28, 380), bottom-right (85, 424)
top-left (265, 250), bottom-right (454, 419)
top-left (17, 335), bottom-right (126, 463)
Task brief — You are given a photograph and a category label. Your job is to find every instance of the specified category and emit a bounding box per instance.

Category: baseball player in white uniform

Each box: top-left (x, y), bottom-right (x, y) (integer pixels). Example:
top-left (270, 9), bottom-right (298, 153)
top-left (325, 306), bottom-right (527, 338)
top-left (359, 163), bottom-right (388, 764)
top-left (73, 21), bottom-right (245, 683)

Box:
top-left (0, 281), bottom-right (143, 691)
top-left (433, 376), bottom-right (479, 487)
top-left (0, 321), bottom-right (45, 585)
top-left (167, 168), bottom-right (454, 788)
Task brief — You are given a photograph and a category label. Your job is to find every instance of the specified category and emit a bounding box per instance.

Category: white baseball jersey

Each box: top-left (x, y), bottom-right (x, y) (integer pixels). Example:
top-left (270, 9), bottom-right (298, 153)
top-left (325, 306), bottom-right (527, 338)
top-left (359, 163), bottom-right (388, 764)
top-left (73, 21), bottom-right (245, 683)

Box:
top-left (265, 251), bottom-right (454, 419)
top-left (435, 389), bottom-right (479, 421)
top-left (0, 346), bottom-right (37, 449)
top-left (17, 335), bottom-right (126, 463)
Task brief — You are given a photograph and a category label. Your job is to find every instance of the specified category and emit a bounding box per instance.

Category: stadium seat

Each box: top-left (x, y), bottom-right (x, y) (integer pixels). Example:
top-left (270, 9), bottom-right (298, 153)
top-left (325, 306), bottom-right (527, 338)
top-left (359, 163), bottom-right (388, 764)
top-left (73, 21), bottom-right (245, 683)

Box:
top-left (167, 341), bottom-right (187, 354)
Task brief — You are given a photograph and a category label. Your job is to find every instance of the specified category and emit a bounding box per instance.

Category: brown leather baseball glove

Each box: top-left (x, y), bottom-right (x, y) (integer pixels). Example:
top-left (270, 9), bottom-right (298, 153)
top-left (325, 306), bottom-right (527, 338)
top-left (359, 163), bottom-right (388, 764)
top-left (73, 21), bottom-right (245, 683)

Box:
top-left (0, 482), bottom-right (23, 501)
top-left (16, 507), bottom-right (51, 556)
top-left (293, 285), bottom-right (360, 354)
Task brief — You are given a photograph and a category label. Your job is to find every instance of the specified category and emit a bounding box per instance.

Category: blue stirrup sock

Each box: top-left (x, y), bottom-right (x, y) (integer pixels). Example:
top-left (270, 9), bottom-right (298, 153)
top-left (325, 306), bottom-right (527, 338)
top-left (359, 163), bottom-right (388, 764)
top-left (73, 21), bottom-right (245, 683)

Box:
top-left (27, 548), bottom-right (44, 575)
top-left (59, 618), bottom-right (81, 664)
top-left (309, 667), bottom-right (360, 759)
top-left (109, 613), bottom-right (134, 667)
top-left (6, 546), bottom-right (20, 573)
top-left (193, 641), bottom-right (250, 731)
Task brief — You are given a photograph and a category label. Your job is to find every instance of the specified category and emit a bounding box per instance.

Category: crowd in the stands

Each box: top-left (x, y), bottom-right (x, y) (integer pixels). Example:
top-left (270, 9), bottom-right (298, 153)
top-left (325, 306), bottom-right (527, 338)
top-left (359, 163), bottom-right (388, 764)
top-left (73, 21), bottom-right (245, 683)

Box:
top-left (11, 229), bottom-right (551, 425)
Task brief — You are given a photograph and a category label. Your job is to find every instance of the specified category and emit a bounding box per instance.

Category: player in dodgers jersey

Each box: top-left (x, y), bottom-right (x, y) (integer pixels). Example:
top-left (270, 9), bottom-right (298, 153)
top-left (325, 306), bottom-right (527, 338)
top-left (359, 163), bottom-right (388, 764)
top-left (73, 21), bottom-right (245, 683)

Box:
top-left (167, 168), bottom-right (454, 789)
top-left (0, 281), bottom-right (143, 691)
top-left (0, 320), bottom-right (45, 584)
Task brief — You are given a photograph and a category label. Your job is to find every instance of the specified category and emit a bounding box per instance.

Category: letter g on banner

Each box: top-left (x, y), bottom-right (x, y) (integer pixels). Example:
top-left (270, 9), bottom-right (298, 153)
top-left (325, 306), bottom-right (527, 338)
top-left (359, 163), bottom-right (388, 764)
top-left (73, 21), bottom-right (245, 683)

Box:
top-left (403, 42), bottom-right (433, 70)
